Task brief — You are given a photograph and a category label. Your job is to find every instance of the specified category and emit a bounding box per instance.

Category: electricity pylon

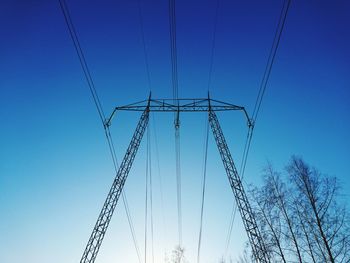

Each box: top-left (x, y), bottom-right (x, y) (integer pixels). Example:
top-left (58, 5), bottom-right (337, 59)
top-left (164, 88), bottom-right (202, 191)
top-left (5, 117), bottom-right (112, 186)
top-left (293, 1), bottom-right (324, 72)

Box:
top-left (80, 96), bottom-right (270, 263)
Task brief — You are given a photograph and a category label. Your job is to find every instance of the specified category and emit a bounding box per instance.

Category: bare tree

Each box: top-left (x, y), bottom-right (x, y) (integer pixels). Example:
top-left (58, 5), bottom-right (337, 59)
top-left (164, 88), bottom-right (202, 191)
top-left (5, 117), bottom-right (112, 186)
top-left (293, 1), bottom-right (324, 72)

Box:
top-left (268, 165), bottom-right (303, 262)
top-left (250, 157), bottom-right (350, 263)
top-left (287, 156), bottom-right (350, 263)
top-left (165, 246), bottom-right (187, 263)
top-left (251, 176), bottom-right (287, 262)
top-left (294, 201), bottom-right (317, 262)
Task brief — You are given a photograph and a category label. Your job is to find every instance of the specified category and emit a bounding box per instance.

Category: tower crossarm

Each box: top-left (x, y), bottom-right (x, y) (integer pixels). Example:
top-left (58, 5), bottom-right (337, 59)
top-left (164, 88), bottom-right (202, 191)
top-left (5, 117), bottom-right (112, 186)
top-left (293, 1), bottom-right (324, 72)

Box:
top-left (105, 98), bottom-right (252, 128)
top-left (208, 109), bottom-right (270, 263)
top-left (80, 105), bottom-right (150, 263)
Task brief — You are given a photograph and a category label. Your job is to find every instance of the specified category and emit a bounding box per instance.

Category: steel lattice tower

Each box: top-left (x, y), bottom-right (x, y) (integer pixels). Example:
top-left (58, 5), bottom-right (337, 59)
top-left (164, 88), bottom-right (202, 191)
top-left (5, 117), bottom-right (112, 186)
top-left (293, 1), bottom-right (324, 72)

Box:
top-left (80, 96), bottom-right (270, 263)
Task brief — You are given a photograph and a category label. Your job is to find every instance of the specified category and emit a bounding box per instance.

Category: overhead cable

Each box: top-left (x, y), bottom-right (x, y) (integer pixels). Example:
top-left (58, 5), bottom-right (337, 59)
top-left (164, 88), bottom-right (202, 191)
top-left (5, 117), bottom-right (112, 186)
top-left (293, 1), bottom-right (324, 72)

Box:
top-left (58, 1), bottom-right (142, 262)
top-left (251, 0), bottom-right (291, 123)
top-left (168, 0), bottom-right (182, 247)
top-left (58, 0), bottom-right (105, 122)
top-left (207, 0), bottom-right (220, 92)
top-left (168, 0), bottom-right (179, 102)
top-left (175, 129), bottom-right (182, 246)
top-left (223, 0), bottom-right (291, 259)
top-left (152, 114), bottom-right (167, 256)
top-left (197, 117), bottom-right (210, 263)
top-left (148, 121), bottom-right (155, 263)
top-left (137, 0), bottom-right (152, 90)
top-left (144, 131), bottom-right (149, 263)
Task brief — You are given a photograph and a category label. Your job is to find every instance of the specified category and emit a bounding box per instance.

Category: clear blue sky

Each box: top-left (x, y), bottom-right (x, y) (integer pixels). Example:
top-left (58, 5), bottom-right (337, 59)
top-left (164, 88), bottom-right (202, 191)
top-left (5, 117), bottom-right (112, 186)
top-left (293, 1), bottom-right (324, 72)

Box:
top-left (1, 0), bottom-right (349, 262)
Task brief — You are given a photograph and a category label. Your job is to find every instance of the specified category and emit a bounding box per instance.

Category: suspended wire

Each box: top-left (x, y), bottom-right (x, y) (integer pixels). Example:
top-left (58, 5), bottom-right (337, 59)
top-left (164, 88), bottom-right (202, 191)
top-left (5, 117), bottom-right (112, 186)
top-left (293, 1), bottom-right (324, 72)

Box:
top-left (106, 127), bottom-right (143, 261)
top-left (58, 1), bottom-right (142, 262)
top-left (196, 3), bottom-right (219, 260)
top-left (251, 0), bottom-right (291, 123)
top-left (198, 5), bottom-right (220, 255)
top-left (207, 0), bottom-right (220, 92)
top-left (241, 0), bottom-right (290, 195)
top-left (145, 120), bottom-right (155, 263)
top-left (239, 127), bottom-right (254, 179)
top-left (152, 114), bottom-right (167, 256)
top-left (222, 127), bottom-right (252, 259)
top-left (222, 0), bottom-right (291, 258)
top-left (175, 129), bottom-right (182, 246)
top-left (122, 192), bottom-right (143, 263)
top-left (224, 204), bottom-right (238, 258)
top-left (137, 0), bottom-right (155, 255)
top-left (105, 128), bottom-right (143, 263)
top-left (196, 116), bottom-right (210, 263)
top-left (168, 0), bottom-right (182, 247)
top-left (149, 120), bottom-right (155, 263)
top-left (58, 0), bottom-right (105, 122)
top-left (137, 0), bottom-right (152, 91)
top-left (145, 132), bottom-right (149, 263)
top-left (105, 128), bottom-right (119, 170)
top-left (168, 0), bottom-right (179, 102)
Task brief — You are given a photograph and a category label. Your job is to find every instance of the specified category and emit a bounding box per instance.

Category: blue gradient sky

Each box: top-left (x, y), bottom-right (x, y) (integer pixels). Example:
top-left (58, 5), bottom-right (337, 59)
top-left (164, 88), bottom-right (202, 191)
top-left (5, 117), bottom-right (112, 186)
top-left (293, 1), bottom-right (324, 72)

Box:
top-left (1, 0), bottom-right (350, 262)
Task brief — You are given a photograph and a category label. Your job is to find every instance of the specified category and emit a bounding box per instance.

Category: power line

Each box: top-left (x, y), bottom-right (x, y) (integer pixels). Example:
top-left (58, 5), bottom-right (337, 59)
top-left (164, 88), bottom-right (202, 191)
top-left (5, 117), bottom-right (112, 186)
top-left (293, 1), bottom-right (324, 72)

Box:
top-left (122, 191), bottom-right (143, 263)
top-left (223, 127), bottom-right (252, 259)
top-left (168, 0), bottom-right (179, 102)
top-left (224, 203), bottom-right (237, 258)
top-left (106, 128), bottom-right (143, 263)
top-left (58, 1), bottom-right (142, 262)
top-left (58, 0), bottom-right (105, 122)
top-left (239, 126), bottom-right (254, 179)
top-left (137, 0), bottom-right (152, 91)
top-left (148, 121), bottom-right (155, 263)
top-left (200, 11), bottom-right (220, 258)
top-left (168, 0), bottom-right (182, 248)
top-left (144, 121), bottom-right (155, 263)
top-left (197, 116), bottom-right (210, 263)
top-left (152, 114), bottom-right (167, 256)
top-left (144, 132), bottom-right (149, 263)
top-left (107, 125), bottom-right (143, 263)
top-left (175, 129), bottom-right (182, 246)
top-left (242, 0), bottom-right (291, 193)
top-left (223, 0), bottom-right (291, 258)
top-left (207, 0), bottom-right (220, 92)
top-left (252, 0), bottom-right (291, 123)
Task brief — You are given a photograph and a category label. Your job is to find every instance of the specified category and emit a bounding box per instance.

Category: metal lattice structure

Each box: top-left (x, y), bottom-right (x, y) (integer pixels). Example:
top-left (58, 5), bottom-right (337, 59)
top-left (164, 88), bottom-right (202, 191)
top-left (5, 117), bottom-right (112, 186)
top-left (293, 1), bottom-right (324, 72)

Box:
top-left (105, 98), bottom-right (251, 127)
top-left (81, 97), bottom-right (270, 263)
top-left (208, 108), bottom-right (270, 263)
top-left (80, 105), bottom-right (150, 263)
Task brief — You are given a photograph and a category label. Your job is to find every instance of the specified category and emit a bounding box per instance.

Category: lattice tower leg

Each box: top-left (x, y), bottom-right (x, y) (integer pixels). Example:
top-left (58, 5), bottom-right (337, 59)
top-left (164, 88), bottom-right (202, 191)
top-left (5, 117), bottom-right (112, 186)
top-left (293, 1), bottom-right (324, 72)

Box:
top-left (80, 107), bottom-right (150, 263)
top-left (208, 110), bottom-right (270, 263)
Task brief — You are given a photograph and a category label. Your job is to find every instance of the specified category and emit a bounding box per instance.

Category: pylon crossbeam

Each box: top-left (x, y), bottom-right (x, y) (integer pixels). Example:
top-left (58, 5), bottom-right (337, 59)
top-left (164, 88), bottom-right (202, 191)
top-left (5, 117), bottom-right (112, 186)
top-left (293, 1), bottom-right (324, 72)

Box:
top-left (208, 109), bottom-right (270, 263)
top-left (105, 98), bottom-right (252, 128)
top-left (80, 106), bottom-right (150, 263)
